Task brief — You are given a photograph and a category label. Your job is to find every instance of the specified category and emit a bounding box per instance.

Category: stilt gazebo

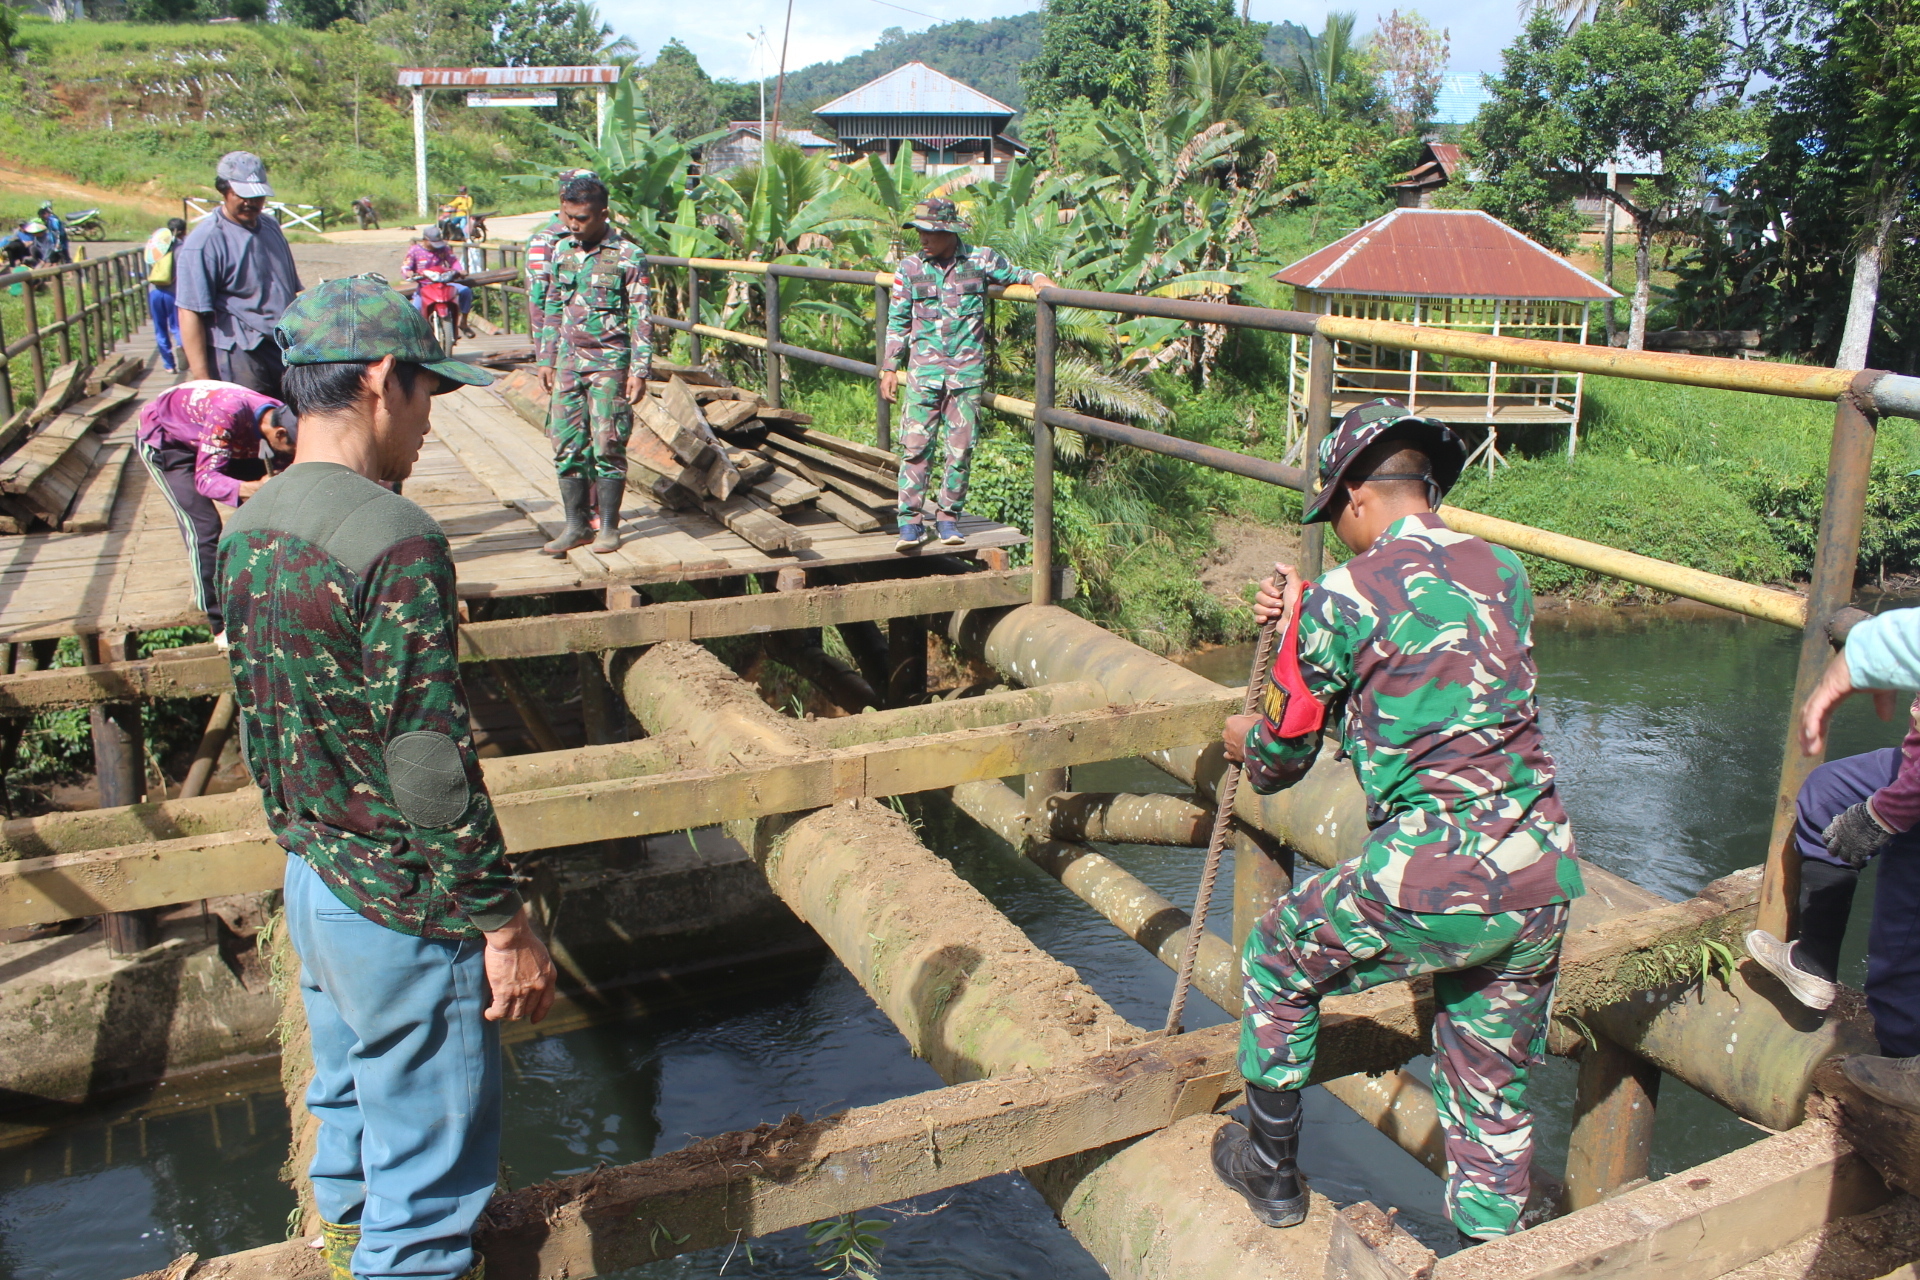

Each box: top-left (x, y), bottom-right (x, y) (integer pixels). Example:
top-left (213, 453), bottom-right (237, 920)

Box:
top-left (1276, 209), bottom-right (1618, 467)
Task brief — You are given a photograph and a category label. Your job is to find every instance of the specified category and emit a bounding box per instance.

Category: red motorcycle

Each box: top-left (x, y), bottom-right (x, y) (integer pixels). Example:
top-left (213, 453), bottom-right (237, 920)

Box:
top-left (417, 271), bottom-right (462, 353)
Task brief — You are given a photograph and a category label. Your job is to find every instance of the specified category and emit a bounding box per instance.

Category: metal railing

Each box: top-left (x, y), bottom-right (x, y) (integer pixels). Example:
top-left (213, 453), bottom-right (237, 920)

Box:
top-left (642, 252), bottom-right (1920, 945)
top-left (0, 247), bottom-right (150, 424)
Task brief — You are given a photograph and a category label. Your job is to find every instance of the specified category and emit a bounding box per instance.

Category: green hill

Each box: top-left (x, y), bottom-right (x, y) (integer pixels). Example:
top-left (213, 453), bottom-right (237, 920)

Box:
top-left (777, 13), bottom-right (1043, 118)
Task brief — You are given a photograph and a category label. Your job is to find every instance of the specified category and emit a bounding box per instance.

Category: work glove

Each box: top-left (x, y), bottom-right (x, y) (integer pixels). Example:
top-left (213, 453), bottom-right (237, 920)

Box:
top-left (1822, 800), bottom-right (1896, 868)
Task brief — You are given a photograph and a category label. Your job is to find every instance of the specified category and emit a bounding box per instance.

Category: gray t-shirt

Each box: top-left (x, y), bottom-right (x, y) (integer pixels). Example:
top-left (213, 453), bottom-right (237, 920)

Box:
top-left (174, 209), bottom-right (303, 352)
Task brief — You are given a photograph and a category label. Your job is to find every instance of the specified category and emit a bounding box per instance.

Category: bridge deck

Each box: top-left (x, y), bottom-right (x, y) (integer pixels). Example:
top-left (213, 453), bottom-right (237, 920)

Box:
top-left (0, 333), bottom-right (1024, 642)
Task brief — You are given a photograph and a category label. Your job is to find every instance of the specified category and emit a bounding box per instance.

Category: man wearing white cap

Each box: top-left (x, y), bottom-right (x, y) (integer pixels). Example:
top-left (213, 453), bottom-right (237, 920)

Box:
top-left (176, 151), bottom-right (304, 400)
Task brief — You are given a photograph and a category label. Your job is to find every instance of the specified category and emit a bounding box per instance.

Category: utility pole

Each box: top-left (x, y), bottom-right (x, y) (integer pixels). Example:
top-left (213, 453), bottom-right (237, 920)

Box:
top-left (770, 0), bottom-right (794, 146)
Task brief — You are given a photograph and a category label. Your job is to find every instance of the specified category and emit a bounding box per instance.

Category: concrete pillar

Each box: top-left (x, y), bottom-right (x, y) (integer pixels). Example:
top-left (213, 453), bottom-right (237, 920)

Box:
top-left (412, 87), bottom-right (429, 217)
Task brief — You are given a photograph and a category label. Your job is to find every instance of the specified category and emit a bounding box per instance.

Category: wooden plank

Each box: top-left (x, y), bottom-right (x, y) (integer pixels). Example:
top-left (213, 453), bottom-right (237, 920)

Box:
top-left (770, 422), bottom-right (898, 469)
top-left (649, 359), bottom-right (722, 386)
top-left (636, 392), bottom-right (711, 467)
top-left (0, 566), bottom-right (1070, 710)
top-left (2, 691), bottom-right (1229, 923)
top-left (133, 1025), bottom-right (1246, 1280)
top-left (703, 398), bottom-right (763, 432)
top-left (702, 492), bottom-right (808, 553)
top-left (764, 434), bottom-right (897, 491)
top-left (814, 489), bottom-right (883, 533)
top-left (754, 407), bottom-right (814, 425)
top-left (1435, 1118), bottom-right (1890, 1280)
top-left (0, 383), bottom-right (136, 494)
top-left (750, 468), bottom-right (824, 508)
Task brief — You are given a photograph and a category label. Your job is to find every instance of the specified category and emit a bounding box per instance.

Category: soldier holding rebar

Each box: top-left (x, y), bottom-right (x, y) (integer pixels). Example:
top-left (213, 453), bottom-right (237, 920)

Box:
top-left (879, 197), bottom-right (1054, 552)
top-left (1216, 400), bottom-right (1584, 1244)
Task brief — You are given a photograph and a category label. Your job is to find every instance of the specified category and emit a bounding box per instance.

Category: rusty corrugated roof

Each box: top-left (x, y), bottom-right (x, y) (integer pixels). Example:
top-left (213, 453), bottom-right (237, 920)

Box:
top-left (397, 67), bottom-right (619, 87)
top-left (814, 62), bottom-right (1015, 118)
top-left (1429, 143), bottom-right (1465, 177)
top-left (1274, 209), bottom-right (1617, 300)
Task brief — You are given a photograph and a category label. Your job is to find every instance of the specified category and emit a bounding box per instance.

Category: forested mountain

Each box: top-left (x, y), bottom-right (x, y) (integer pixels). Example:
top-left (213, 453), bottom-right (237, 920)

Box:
top-left (776, 14), bottom-right (1043, 114)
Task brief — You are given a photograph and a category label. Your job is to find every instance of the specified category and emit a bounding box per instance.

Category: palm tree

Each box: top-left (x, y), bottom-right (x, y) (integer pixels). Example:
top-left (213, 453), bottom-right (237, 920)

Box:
top-left (1175, 41), bottom-right (1272, 129)
top-left (1286, 12), bottom-right (1366, 117)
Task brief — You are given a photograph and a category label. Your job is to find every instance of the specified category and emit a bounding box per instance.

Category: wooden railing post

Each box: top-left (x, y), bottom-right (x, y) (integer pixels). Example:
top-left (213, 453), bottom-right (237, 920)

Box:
top-left (0, 288), bottom-right (12, 421)
top-left (764, 269), bottom-right (782, 408)
top-left (688, 267), bottom-right (703, 366)
top-left (49, 266), bottom-right (71, 367)
top-left (87, 631), bottom-right (157, 956)
top-left (873, 282), bottom-right (890, 452)
top-left (1563, 1036), bottom-right (1661, 1209)
top-left (1758, 386), bottom-right (1879, 940)
top-left (1300, 331), bottom-right (1334, 579)
top-left (21, 276), bottom-right (45, 399)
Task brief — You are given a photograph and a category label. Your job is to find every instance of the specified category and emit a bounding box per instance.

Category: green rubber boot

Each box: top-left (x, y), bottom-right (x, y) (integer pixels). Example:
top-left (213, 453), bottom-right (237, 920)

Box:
top-left (320, 1221), bottom-right (359, 1280)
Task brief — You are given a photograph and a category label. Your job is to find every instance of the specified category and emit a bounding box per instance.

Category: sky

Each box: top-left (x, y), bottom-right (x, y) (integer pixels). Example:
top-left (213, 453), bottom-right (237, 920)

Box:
top-left (598, 0), bottom-right (1527, 88)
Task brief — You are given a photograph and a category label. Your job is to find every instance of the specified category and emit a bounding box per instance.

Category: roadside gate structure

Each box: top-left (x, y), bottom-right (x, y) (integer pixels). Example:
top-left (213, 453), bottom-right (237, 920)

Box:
top-left (395, 67), bottom-right (621, 215)
top-left (0, 248), bottom-right (1916, 1278)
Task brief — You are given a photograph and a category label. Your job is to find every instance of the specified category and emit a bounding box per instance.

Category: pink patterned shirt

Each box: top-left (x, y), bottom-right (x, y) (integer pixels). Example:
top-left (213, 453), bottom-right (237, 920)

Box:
top-left (137, 380), bottom-right (285, 507)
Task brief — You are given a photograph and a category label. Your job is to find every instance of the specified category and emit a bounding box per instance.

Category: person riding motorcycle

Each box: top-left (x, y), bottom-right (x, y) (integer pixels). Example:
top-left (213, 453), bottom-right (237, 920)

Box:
top-left (446, 186), bottom-right (474, 239)
top-left (403, 227), bottom-right (474, 336)
top-left (353, 196), bottom-right (380, 231)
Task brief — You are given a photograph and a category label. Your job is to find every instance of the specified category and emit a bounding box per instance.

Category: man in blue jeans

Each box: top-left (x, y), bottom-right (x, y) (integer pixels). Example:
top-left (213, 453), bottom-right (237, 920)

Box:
top-left (1758, 605), bottom-right (1920, 1113)
top-left (219, 276), bottom-right (556, 1280)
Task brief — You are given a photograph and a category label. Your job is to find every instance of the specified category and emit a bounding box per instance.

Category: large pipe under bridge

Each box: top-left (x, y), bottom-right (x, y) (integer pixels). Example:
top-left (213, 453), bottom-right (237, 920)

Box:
top-left (20, 254), bottom-right (1916, 1277)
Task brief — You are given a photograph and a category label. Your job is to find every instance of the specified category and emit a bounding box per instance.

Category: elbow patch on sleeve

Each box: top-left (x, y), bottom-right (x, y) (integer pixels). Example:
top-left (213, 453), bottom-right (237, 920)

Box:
top-left (385, 730), bottom-right (471, 828)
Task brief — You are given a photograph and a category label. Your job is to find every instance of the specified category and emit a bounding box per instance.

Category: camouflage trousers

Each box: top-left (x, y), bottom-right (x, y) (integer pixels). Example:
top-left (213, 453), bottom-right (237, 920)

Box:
top-left (546, 365), bottom-right (632, 481)
top-left (1240, 862), bottom-right (1567, 1239)
top-left (896, 380), bottom-right (981, 520)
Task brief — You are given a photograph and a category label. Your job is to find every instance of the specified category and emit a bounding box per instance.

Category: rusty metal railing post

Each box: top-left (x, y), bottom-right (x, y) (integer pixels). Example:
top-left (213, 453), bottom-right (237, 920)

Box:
top-left (1032, 296), bottom-right (1058, 608)
top-left (1300, 331), bottom-right (1335, 578)
top-left (763, 269), bottom-right (782, 409)
top-left (873, 283), bottom-right (891, 452)
top-left (1757, 383), bottom-right (1879, 941)
top-left (688, 267), bottom-right (703, 366)
top-left (21, 276), bottom-right (44, 399)
top-left (1563, 1035), bottom-right (1661, 1210)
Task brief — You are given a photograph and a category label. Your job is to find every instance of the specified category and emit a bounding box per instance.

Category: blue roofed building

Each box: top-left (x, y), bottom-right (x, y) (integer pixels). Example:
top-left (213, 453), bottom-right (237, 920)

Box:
top-left (1430, 73), bottom-right (1493, 127)
top-left (813, 62), bottom-right (1029, 180)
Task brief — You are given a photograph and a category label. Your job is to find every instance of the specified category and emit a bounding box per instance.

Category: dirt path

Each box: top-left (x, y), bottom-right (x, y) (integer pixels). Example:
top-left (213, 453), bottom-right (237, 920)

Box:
top-left (0, 160), bottom-right (180, 215)
top-left (1199, 516), bottom-right (1302, 607)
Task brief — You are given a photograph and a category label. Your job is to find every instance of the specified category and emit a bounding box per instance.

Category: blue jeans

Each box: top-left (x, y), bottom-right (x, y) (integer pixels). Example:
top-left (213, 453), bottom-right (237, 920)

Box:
top-left (1793, 748), bottom-right (1920, 1056)
top-left (148, 286), bottom-right (181, 371)
top-left (284, 855), bottom-right (501, 1280)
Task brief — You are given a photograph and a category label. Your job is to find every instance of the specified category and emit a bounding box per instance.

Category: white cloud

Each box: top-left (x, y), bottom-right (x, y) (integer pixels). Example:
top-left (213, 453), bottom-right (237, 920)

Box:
top-left (598, 0), bottom-right (1522, 86)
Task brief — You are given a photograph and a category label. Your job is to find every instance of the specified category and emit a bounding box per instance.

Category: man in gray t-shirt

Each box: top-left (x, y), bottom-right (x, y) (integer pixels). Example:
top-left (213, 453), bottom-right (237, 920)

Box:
top-left (176, 151), bottom-right (303, 399)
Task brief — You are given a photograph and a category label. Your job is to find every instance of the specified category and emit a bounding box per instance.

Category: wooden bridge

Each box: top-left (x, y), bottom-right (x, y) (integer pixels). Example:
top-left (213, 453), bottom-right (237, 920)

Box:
top-left (1, 247), bottom-right (1919, 1280)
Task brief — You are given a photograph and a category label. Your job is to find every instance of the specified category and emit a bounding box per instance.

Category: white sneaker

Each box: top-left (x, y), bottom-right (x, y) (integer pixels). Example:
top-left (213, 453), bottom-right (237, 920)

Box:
top-left (1745, 929), bottom-right (1840, 1010)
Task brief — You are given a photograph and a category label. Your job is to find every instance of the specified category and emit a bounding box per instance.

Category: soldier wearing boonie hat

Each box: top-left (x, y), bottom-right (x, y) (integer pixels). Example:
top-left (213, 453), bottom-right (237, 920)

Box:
top-left (218, 275), bottom-right (554, 1280)
top-left (879, 196), bottom-right (1055, 551)
top-left (1214, 398), bottom-right (1583, 1246)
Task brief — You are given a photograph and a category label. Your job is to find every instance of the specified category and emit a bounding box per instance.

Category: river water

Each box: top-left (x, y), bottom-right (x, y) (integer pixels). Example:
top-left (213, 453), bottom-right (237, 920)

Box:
top-left (0, 608), bottom-right (1900, 1279)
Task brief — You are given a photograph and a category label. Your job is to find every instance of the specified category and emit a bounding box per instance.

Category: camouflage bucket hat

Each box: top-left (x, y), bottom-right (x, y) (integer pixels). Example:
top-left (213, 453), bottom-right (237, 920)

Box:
top-left (273, 275), bottom-right (493, 393)
top-left (904, 197), bottom-right (968, 233)
top-left (1302, 397), bottom-right (1466, 524)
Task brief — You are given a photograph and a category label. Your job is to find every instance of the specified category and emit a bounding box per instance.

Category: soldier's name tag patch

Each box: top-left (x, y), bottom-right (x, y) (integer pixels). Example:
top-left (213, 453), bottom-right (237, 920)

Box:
top-left (1263, 680), bottom-right (1290, 726)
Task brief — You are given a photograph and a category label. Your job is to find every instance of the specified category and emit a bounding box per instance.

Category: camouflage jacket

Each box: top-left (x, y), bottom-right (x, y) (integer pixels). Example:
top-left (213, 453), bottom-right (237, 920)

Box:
top-left (524, 213), bottom-right (565, 341)
top-left (537, 224), bottom-right (651, 375)
top-left (1243, 512), bottom-right (1583, 915)
top-left (217, 463), bottom-right (519, 940)
top-left (883, 242), bottom-right (1035, 388)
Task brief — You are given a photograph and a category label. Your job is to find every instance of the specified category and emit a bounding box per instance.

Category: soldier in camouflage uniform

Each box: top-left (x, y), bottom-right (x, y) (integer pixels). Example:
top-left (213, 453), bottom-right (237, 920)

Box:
top-left (880, 197), bottom-right (1054, 551)
top-left (536, 173), bottom-right (650, 556)
top-left (1214, 399), bottom-right (1583, 1243)
top-left (523, 168), bottom-right (594, 344)
top-left (219, 276), bottom-right (556, 1280)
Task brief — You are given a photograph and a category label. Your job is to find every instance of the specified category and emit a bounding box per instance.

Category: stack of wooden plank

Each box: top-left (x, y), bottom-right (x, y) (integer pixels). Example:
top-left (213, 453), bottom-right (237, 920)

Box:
top-left (492, 362), bottom-right (904, 557)
top-left (0, 353), bottom-right (144, 533)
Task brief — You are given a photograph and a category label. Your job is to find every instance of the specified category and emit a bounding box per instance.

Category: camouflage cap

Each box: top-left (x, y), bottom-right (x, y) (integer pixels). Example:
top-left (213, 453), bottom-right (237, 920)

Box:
top-left (904, 197), bottom-right (968, 233)
top-left (1303, 398), bottom-right (1466, 524)
top-left (273, 275), bottom-right (493, 393)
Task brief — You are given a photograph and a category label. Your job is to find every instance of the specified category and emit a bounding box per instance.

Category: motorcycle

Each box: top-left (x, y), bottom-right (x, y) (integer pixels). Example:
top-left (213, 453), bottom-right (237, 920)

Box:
top-left (63, 209), bottom-right (105, 242)
top-left (352, 198), bottom-right (380, 231)
top-left (434, 206), bottom-right (491, 243)
top-left (416, 271), bottom-right (463, 354)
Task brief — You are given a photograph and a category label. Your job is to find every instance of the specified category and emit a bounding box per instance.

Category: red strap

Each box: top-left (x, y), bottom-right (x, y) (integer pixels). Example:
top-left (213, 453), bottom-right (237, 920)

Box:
top-left (1260, 602), bottom-right (1326, 739)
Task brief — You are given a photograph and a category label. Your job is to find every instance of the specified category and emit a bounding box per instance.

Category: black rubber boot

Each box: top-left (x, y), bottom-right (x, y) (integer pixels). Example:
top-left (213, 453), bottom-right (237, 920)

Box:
top-left (1211, 1083), bottom-right (1308, 1227)
top-left (592, 477), bottom-right (625, 553)
top-left (543, 476), bottom-right (593, 556)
